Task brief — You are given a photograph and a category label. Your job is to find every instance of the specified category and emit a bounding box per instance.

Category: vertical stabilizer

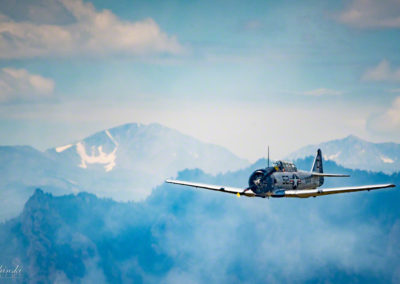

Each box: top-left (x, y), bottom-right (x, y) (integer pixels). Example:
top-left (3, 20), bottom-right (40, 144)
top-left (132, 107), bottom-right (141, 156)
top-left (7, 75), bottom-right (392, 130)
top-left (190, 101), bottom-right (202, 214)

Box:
top-left (311, 149), bottom-right (324, 186)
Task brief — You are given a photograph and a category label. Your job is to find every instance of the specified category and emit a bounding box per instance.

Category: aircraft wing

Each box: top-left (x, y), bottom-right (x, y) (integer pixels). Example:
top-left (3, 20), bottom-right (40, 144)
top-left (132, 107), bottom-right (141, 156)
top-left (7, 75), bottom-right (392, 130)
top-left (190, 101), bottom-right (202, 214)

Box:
top-left (311, 172), bottom-right (350, 177)
top-left (280, 184), bottom-right (395, 198)
top-left (165, 179), bottom-right (256, 197)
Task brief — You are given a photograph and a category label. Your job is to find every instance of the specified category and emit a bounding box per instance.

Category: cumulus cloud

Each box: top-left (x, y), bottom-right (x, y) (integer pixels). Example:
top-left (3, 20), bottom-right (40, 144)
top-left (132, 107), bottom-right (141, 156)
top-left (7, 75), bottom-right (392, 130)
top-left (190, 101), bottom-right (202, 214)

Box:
top-left (0, 68), bottom-right (54, 102)
top-left (363, 60), bottom-right (400, 82)
top-left (302, 88), bottom-right (343, 96)
top-left (368, 96), bottom-right (400, 133)
top-left (0, 0), bottom-right (183, 59)
top-left (0, 68), bottom-right (55, 102)
top-left (338, 0), bottom-right (400, 28)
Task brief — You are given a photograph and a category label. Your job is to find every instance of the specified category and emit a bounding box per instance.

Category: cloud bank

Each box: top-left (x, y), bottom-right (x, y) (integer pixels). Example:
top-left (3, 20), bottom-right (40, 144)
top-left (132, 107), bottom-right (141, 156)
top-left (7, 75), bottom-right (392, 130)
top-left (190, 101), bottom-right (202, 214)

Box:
top-left (363, 60), bottom-right (400, 82)
top-left (338, 0), bottom-right (400, 29)
top-left (0, 0), bottom-right (183, 59)
top-left (0, 68), bottom-right (54, 102)
top-left (302, 88), bottom-right (343, 96)
top-left (368, 96), bottom-right (400, 134)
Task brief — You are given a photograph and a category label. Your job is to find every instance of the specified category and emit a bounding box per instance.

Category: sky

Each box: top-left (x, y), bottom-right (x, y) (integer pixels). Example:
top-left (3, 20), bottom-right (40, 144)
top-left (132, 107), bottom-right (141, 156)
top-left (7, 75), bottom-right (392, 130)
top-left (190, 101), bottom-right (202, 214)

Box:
top-left (1, 0), bottom-right (400, 161)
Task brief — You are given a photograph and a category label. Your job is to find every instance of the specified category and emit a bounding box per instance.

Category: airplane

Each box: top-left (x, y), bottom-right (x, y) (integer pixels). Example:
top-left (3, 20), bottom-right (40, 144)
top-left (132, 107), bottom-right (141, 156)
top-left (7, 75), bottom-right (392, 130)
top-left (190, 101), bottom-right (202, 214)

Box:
top-left (165, 148), bottom-right (396, 198)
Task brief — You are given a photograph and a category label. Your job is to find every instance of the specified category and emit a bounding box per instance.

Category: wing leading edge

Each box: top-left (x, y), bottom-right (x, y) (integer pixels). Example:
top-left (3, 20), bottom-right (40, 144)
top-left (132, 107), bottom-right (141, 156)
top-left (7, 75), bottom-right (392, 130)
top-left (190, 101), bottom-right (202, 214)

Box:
top-left (279, 184), bottom-right (396, 198)
top-left (166, 179), bottom-right (395, 198)
top-left (165, 179), bottom-right (256, 197)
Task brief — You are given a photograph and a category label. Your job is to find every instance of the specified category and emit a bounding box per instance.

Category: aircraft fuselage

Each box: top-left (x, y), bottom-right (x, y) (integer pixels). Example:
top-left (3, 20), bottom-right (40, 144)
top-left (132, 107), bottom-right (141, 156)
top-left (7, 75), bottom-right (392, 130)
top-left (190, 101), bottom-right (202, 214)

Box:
top-left (248, 168), bottom-right (322, 195)
top-left (273, 170), bottom-right (321, 190)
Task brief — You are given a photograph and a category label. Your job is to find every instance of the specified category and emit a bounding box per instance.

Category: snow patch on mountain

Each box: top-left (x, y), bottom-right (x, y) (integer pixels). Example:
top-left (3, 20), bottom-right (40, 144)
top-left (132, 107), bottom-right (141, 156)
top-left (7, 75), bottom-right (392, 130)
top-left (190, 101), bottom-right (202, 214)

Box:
top-left (105, 129), bottom-right (118, 146)
top-left (74, 130), bottom-right (120, 172)
top-left (324, 152), bottom-right (341, 160)
top-left (76, 142), bottom-right (117, 172)
top-left (381, 156), bottom-right (394, 164)
top-left (55, 144), bottom-right (73, 153)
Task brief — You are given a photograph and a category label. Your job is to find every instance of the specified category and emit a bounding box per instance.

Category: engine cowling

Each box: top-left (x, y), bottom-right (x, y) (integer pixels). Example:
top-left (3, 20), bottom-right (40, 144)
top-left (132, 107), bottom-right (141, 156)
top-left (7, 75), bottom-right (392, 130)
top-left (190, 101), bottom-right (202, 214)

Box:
top-left (248, 168), bottom-right (276, 194)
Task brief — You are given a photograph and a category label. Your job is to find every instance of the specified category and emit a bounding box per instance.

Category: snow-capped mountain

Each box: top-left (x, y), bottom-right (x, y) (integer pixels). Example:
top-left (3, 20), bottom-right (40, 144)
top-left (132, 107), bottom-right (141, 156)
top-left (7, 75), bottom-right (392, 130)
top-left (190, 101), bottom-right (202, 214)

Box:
top-left (46, 122), bottom-right (249, 200)
top-left (0, 123), bottom-right (248, 220)
top-left (286, 135), bottom-right (400, 174)
top-left (48, 123), bottom-right (247, 175)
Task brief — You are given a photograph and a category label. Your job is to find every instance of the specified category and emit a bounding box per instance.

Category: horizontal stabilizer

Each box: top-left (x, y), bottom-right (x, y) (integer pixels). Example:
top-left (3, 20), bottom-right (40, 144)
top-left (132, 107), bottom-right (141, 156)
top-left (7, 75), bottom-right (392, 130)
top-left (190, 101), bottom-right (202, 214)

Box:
top-left (311, 172), bottom-right (350, 177)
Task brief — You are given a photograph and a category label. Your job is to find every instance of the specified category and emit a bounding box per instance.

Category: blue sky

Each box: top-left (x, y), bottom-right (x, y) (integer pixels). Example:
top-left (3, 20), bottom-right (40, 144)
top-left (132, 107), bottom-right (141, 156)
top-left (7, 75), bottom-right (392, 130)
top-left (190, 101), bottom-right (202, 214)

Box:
top-left (1, 0), bottom-right (400, 160)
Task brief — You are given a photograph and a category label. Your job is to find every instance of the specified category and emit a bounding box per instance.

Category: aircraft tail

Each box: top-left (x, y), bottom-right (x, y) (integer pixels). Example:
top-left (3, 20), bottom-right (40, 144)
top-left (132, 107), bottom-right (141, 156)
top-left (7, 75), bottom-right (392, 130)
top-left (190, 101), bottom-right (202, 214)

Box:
top-left (311, 149), bottom-right (323, 173)
top-left (311, 149), bottom-right (324, 186)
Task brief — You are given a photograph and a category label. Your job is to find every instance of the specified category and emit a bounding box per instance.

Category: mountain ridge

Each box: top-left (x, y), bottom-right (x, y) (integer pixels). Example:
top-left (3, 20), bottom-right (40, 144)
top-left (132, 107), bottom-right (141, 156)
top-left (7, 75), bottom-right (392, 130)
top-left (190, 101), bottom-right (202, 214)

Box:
top-left (286, 134), bottom-right (400, 174)
top-left (0, 160), bottom-right (399, 283)
top-left (0, 122), bottom-right (249, 221)
top-left (1, 127), bottom-right (400, 223)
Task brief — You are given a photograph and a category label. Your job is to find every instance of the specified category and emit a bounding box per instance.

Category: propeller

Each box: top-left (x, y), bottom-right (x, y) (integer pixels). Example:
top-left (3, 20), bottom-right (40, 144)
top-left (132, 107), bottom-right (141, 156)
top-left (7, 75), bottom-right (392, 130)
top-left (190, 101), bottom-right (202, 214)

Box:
top-left (241, 146), bottom-right (276, 197)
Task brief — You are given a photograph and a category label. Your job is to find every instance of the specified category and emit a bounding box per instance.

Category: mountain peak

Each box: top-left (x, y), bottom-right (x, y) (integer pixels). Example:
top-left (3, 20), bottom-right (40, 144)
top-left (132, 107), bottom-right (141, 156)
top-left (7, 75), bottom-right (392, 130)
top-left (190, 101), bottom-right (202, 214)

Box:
top-left (41, 122), bottom-right (249, 202)
top-left (286, 136), bottom-right (400, 174)
top-left (107, 122), bottom-right (142, 132)
top-left (29, 188), bottom-right (51, 202)
top-left (34, 188), bottom-right (44, 195)
top-left (106, 122), bottom-right (164, 133)
top-left (23, 188), bottom-right (52, 213)
top-left (343, 134), bottom-right (364, 142)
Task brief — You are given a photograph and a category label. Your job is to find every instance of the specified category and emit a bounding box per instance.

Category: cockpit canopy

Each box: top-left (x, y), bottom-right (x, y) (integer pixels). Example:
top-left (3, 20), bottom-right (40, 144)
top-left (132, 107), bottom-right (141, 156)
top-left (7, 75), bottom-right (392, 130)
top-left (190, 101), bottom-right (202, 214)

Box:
top-left (273, 161), bottom-right (297, 172)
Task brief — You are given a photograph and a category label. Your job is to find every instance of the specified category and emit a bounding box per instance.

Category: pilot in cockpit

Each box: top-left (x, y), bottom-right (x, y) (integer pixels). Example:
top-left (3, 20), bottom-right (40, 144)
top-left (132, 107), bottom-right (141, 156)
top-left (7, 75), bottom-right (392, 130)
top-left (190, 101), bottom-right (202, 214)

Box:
top-left (274, 161), bottom-right (284, 172)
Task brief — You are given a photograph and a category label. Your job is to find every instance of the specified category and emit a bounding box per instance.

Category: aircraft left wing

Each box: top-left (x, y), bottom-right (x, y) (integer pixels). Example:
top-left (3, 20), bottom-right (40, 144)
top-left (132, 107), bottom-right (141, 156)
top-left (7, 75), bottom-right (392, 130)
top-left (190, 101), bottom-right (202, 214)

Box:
top-left (165, 179), bottom-right (256, 197)
top-left (278, 184), bottom-right (395, 198)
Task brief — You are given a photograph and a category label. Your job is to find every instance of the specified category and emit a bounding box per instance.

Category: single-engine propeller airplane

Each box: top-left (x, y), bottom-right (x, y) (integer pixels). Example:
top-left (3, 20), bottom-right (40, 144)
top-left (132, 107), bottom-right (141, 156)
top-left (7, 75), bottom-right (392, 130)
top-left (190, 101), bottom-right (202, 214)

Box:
top-left (166, 148), bottom-right (396, 198)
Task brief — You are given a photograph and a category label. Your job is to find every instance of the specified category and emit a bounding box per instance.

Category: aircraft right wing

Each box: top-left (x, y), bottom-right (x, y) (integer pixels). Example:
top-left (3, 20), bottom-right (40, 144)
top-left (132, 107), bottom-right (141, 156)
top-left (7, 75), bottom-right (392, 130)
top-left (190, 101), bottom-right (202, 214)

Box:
top-left (311, 172), bottom-right (350, 177)
top-left (278, 184), bottom-right (395, 198)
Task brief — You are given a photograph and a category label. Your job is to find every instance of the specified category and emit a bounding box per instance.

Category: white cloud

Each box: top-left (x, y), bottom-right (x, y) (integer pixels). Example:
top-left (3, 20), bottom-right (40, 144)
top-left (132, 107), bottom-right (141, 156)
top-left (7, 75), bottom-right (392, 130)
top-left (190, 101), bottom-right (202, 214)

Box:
top-left (338, 0), bottom-right (400, 28)
top-left (368, 96), bottom-right (400, 134)
top-left (0, 68), bottom-right (55, 102)
top-left (302, 88), bottom-right (343, 96)
top-left (363, 60), bottom-right (400, 82)
top-left (0, 0), bottom-right (183, 59)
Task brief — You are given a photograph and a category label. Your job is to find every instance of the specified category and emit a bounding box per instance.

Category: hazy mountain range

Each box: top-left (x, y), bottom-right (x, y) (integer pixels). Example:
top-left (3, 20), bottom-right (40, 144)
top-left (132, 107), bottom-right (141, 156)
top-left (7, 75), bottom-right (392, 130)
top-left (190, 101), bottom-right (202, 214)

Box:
top-left (287, 135), bottom-right (400, 174)
top-left (45, 122), bottom-right (248, 199)
top-left (0, 123), bottom-right (248, 220)
top-left (1, 123), bottom-right (399, 283)
top-left (1, 123), bottom-right (400, 223)
top-left (0, 158), bottom-right (398, 283)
